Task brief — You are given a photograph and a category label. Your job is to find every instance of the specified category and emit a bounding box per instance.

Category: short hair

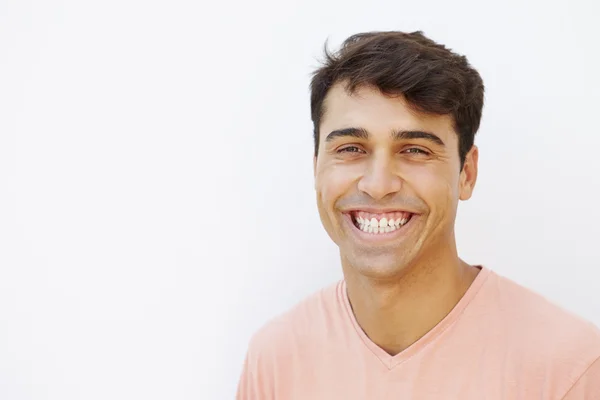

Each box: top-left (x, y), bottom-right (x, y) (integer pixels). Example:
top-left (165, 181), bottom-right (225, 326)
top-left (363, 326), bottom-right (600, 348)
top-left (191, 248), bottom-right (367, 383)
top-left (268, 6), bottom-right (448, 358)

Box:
top-left (310, 31), bottom-right (485, 168)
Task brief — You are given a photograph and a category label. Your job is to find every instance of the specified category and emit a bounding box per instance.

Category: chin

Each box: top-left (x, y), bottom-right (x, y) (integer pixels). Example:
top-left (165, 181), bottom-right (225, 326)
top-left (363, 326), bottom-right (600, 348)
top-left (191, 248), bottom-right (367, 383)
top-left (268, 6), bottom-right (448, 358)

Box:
top-left (343, 252), bottom-right (414, 280)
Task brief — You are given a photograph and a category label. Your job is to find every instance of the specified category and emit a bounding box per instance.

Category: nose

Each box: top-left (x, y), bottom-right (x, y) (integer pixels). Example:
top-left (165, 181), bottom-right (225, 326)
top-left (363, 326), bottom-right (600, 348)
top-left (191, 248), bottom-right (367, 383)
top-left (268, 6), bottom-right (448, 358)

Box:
top-left (357, 152), bottom-right (403, 200)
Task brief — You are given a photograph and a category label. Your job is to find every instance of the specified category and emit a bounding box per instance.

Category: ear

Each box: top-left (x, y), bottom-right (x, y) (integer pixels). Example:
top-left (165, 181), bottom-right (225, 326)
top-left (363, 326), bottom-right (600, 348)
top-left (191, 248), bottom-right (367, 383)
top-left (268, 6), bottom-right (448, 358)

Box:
top-left (459, 145), bottom-right (479, 201)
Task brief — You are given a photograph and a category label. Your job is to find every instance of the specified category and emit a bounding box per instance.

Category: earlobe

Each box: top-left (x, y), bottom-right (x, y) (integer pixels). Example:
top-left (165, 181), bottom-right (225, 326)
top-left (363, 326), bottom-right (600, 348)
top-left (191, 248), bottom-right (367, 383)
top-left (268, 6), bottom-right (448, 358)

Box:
top-left (459, 145), bottom-right (479, 201)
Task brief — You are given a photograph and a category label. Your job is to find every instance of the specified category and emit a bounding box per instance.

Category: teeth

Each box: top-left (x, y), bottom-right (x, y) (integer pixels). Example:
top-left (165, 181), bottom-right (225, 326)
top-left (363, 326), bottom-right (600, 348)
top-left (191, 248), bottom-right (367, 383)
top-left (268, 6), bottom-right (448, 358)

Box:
top-left (353, 213), bottom-right (412, 234)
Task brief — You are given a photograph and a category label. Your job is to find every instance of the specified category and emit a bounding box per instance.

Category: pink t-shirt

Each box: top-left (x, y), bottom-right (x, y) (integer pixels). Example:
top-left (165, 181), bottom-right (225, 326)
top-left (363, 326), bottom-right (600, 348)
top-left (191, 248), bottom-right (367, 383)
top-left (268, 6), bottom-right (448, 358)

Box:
top-left (237, 267), bottom-right (600, 399)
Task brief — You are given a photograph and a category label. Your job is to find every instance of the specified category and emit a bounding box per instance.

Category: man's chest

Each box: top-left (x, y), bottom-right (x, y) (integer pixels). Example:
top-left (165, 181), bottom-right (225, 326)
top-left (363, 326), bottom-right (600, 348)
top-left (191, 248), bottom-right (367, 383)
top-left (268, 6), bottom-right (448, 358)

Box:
top-left (274, 352), bottom-right (558, 400)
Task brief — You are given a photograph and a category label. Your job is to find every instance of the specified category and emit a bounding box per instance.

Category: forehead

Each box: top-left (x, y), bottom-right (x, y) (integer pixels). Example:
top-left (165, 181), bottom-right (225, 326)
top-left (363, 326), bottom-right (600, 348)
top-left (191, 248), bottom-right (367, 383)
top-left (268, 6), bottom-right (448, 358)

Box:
top-left (320, 83), bottom-right (456, 142)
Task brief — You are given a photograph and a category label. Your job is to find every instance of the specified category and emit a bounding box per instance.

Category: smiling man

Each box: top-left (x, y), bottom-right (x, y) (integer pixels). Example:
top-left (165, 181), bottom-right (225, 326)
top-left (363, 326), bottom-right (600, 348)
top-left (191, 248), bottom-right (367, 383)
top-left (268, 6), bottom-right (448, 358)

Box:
top-left (237, 31), bottom-right (600, 399)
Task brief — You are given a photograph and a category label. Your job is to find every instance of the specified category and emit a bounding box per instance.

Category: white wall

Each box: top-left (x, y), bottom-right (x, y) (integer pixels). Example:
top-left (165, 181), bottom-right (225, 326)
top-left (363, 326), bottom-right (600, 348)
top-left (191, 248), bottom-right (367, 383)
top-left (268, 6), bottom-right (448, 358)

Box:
top-left (1, 0), bottom-right (599, 398)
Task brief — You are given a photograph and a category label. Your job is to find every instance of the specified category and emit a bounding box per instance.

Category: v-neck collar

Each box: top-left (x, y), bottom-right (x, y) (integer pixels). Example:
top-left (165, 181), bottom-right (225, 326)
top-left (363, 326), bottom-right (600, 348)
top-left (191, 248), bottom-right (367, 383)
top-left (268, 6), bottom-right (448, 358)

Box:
top-left (339, 266), bottom-right (492, 370)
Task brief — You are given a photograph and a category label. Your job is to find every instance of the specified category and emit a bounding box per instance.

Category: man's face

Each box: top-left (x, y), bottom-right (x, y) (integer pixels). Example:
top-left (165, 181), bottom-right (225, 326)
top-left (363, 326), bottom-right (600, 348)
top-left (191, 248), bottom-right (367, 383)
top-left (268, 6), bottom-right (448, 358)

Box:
top-left (314, 83), bottom-right (478, 280)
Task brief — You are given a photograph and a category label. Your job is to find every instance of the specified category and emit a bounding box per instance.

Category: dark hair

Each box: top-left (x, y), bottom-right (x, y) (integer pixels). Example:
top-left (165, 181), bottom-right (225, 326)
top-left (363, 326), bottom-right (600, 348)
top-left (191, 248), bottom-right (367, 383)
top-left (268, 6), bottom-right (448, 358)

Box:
top-left (310, 31), bottom-right (485, 168)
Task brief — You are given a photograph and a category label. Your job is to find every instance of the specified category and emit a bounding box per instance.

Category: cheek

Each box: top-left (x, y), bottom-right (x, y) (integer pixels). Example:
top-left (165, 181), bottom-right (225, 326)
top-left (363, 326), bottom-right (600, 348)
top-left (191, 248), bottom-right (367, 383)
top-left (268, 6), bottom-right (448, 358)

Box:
top-left (316, 165), bottom-right (357, 208)
top-left (405, 165), bottom-right (459, 208)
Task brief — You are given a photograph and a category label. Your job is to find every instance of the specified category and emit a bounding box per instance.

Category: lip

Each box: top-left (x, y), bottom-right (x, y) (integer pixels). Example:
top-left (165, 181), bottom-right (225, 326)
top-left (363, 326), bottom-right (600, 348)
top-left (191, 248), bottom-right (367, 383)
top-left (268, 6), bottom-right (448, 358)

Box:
top-left (342, 207), bottom-right (419, 215)
top-left (342, 212), bottom-right (417, 244)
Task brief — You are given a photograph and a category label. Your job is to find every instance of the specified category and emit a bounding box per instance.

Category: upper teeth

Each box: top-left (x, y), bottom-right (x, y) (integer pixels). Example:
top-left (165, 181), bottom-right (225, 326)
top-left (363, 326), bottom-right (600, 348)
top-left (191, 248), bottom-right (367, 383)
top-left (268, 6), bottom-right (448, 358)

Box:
top-left (355, 214), bottom-right (410, 234)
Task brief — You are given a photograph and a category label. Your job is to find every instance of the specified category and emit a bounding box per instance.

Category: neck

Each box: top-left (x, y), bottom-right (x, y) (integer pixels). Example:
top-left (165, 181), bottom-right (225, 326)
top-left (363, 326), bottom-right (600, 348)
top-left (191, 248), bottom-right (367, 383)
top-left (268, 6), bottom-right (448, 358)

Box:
top-left (341, 242), bottom-right (479, 356)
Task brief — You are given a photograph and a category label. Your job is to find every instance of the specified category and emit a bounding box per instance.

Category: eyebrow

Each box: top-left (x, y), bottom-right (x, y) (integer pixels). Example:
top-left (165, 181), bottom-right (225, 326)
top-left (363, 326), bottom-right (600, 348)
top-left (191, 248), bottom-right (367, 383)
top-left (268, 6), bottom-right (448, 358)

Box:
top-left (391, 129), bottom-right (445, 147)
top-left (325, 127), bottom-right (369, 142)
top-left (325, 127), bottom-right (445, 147)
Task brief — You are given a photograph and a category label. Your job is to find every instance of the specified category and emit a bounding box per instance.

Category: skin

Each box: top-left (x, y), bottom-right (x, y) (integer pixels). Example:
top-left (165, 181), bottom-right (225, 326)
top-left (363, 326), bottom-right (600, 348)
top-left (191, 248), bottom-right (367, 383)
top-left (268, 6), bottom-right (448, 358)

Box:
top-left (314, 82), bottom-right (480, 355)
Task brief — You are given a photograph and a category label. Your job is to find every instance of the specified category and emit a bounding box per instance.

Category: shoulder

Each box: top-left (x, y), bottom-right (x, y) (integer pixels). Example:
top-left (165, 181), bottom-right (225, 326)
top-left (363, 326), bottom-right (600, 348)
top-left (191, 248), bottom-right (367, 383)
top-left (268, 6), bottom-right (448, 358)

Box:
top-left (237, 282), bottom-right (344, 398)
top-left (491, 271), bottom-right (600, 345)
top-left (486, 271), bottom-right (600, 391)
top-left (245, 280), bottom-right (343, 362)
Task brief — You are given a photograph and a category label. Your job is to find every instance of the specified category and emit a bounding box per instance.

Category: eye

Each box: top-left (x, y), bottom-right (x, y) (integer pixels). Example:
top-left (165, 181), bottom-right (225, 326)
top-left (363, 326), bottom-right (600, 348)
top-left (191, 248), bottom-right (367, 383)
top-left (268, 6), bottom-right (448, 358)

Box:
top-left (337, 146), bottom-right (365, 154)
top-left (402, 147), bottom-right (430, 155)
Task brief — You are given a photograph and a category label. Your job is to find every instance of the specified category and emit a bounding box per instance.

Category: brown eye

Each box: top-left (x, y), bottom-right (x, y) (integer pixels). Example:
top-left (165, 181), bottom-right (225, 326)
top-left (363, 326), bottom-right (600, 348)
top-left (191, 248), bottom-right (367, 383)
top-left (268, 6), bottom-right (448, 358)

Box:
top-left (338, 146), bottom-right (364, 154)
top-left (403, 148), bottom-right (430, 155)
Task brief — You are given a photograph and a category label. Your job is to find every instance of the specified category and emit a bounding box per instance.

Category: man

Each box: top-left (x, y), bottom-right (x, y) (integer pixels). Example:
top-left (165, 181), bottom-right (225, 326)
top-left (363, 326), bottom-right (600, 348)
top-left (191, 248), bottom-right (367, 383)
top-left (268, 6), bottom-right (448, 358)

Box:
top-left (237, 31), bottom-right (600, 399)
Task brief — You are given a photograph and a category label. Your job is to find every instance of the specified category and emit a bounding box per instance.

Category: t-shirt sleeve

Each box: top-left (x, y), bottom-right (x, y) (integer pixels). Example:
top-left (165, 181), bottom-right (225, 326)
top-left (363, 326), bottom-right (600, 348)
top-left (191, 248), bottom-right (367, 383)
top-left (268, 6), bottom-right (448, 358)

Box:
top-left (236, 337), bottom-right (274, 400)
top-left (236, 352), bottom-right (259, 399)
top-left (562, 356), bottom-right (600, 399)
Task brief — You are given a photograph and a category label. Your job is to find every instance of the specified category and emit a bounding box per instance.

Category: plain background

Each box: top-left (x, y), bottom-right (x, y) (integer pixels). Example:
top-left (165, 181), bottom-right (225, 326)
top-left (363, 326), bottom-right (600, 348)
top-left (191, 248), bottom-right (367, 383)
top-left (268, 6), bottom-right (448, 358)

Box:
top-left (1, 0), bottom-right (599, 398)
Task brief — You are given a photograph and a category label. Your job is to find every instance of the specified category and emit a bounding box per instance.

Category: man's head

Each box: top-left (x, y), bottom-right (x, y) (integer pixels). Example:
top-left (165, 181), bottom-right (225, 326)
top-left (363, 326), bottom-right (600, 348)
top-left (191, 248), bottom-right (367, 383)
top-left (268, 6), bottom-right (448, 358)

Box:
top-left (311, 31), bottom-right (484, 280)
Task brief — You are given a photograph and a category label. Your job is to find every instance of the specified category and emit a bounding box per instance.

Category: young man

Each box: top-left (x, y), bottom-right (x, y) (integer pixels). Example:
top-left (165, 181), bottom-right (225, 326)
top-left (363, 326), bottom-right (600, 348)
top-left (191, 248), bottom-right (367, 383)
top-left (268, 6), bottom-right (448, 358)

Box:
top-left (237, 31), bottom-right (600, 399)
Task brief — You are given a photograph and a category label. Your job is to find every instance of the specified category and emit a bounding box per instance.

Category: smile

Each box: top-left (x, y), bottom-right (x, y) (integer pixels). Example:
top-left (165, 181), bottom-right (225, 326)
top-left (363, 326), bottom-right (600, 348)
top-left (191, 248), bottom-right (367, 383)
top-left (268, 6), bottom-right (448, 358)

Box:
top-left (348, 210), bottom-right (414, 234)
